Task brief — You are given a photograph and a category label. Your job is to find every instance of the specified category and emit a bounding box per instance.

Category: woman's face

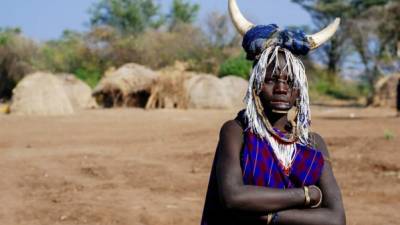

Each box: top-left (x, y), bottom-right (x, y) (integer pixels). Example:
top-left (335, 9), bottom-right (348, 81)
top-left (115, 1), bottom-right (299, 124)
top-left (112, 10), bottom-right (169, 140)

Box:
top-left (258, 53), bottom-right (299, 112)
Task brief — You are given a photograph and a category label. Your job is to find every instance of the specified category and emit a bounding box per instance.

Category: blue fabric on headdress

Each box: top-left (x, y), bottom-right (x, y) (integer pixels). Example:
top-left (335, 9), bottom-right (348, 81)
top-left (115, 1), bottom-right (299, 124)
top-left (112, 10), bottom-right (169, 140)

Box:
top-left (242, 24), bottom-right (279, 60)
top-left (242, 24), bottom-right (311, 60)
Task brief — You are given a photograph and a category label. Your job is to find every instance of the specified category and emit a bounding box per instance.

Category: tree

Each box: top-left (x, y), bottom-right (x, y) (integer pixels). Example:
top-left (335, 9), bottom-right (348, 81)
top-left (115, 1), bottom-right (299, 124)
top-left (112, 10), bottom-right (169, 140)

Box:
top-left (206, 12), bottom-right (231, 48)
top-left (291, 0), bottom-right (351, 76)
top-left (346, 0), bottom-right (399, 103)
top-left (375, 1), bottom-right (400, 60)
top-left (168, 0), bottom-right (200, 30)
top-left (219, 53), bottom-right (252, 79)
top-left (89, 0), bottom-right (164, 34)
top-left (291, 0), bottom-right (395, 76)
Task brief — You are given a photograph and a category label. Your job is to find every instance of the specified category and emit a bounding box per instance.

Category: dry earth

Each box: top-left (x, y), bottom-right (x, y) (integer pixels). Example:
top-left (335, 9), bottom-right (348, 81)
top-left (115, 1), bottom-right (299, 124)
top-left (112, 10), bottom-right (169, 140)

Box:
top-left (0, 106), bottom-right (399, 225)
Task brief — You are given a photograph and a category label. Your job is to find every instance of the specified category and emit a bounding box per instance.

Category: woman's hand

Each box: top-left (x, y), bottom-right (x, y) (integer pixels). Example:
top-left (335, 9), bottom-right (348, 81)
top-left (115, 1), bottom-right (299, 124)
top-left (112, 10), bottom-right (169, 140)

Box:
top-left (308, 185), bottom-right (323, 207)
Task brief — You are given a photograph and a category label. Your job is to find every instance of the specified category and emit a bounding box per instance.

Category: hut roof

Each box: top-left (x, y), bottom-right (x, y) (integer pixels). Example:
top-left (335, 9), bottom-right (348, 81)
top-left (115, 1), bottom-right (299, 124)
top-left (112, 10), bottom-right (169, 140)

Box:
top-left (185, 74), bottom-right (232, 109)
top-left (10, 72), bottom-right (74, 116)
top-left (372, 73), bottom-right (400, 108)
top-left (58, 74), bottom-right (97, 110)
top-left (145, 65), bottom-right (191, 109)
top-left (93, 63), bottom-right (159, 97)
top-left (221, 76), bottom-right (248, 109)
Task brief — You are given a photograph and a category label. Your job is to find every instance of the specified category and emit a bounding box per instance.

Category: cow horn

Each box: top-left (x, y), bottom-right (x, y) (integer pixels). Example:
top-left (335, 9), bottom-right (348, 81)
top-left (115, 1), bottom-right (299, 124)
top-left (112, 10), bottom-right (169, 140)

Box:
top-left (307, 18), bottom-right (341, 49)
top-left (228, 0), bottom-right (254, 35)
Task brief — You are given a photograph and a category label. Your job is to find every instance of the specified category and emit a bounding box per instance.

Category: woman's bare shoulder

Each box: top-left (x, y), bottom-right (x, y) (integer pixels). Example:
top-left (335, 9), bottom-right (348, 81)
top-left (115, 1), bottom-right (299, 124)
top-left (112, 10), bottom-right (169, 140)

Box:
top-left (309, 132), bottom-right (330, 158)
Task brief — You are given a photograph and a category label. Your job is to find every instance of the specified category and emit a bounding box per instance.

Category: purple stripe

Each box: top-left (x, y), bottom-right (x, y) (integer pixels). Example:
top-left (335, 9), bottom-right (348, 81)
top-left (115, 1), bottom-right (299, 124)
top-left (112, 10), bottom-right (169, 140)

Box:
top-left (252, 138), bottom-right (259, 176)
top-left (267, 158), bottom-right (274, 186)
top-left (302, 151), bottom-right (317, 186)
top-left (243, 155), bottom-right (249, 177)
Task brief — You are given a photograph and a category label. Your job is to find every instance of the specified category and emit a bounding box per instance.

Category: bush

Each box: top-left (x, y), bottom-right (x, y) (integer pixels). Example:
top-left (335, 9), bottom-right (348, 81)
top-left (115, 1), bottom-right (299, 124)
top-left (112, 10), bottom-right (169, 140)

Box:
top-left (219, 52), bottom-right (252, 80)
top-left (74, 67), bottom-right (102, 88)
top-left (384, 129), bottom-right (395, 140)
top-left (0, 28), bottom-right (37, 100)
top-left (34, 30), bottom-right (110, 88)
top-left (308, 69), bottom-right (365, 101)
top-left (110, 24), bottom-right (221, 73)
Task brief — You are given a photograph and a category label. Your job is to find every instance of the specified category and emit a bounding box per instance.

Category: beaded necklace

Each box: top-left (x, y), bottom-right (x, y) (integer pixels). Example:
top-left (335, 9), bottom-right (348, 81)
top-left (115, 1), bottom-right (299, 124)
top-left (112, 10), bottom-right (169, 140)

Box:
top-left (253, 91), bottom-right (298, 174)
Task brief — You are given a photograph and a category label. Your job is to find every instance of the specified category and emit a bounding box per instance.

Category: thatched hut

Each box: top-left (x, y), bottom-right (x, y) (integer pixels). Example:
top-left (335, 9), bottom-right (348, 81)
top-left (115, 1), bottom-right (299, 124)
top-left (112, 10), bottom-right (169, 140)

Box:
top-left (93, 63), bottom-right (159, 108)
top-left (184, 74), bottom-right (233, 109)
top-left (221, 76), bottom-right (248, 109)
top-left (146, 63), bottom-right (192, 109)
top-left (10, 72), bottom-right (74, 116)
top-left (147, 73), bottom-right (248, 110)
top-left (58, 74), bottom-right (98, 110)
top-left (372, 73), bottom-right (400, 108)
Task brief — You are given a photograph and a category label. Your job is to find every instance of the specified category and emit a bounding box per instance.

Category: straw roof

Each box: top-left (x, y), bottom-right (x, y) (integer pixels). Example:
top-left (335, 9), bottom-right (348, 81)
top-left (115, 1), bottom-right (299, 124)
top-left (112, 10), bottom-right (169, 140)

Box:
top-left (10, 72), bottom-right (74, 116)
top-left (146, 62), bottom-right (192, 109)
top-left (221, 76), bottom-right (248, 109)
top-left (372, 73), bottom-right (400, 108)
top-left (93, 63), bottom-right (159, 107)
top-left (147, 72), bottom-right (248, 110)
top-left (185, 74), bottom-right (232, 109)
top-left (58, 74), bottom-right (98, 110)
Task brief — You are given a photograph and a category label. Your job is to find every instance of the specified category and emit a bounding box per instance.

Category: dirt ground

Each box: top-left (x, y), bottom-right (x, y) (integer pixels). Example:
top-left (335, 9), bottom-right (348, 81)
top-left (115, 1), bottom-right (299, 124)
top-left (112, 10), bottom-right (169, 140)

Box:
top-left (0, 106), bottom-right (399, 225)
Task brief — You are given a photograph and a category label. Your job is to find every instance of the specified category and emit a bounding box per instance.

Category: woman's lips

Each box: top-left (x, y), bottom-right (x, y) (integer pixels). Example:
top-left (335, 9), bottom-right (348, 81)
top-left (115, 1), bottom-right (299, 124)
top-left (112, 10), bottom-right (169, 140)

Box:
top-left (270, 95), bottom-right (290, 104)
top-left (270, 100), bottom-right (291, 109)
top-left (270, 100), bottom-right (289, 104)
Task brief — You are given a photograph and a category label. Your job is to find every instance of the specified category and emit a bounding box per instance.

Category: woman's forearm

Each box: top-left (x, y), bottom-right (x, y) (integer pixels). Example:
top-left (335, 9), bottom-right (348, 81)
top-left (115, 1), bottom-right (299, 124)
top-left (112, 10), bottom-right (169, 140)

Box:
top-left (222, 185), bottom-right (313, 212)
top-left (274, 207), bottom-right (346, 225)
top-left (235, 207), bottom-right (345, 225)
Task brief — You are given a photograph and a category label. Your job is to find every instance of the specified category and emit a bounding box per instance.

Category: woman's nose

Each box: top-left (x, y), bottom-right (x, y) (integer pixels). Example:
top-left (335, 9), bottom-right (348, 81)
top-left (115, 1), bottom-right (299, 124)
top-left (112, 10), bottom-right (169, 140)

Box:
top-left (273, 80), bottom-right (288, 94)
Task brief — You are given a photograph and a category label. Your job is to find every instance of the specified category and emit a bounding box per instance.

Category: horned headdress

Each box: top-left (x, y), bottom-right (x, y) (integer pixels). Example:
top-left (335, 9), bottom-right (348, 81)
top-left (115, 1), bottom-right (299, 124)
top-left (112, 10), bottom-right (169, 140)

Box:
top-left (228, 0), bottom-right (340, 148)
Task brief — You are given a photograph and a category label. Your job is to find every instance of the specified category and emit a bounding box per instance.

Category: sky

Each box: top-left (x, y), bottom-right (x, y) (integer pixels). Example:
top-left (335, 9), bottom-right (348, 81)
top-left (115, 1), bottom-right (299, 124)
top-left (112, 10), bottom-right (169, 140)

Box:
top-left (0, 0), bottom-right (312, 41)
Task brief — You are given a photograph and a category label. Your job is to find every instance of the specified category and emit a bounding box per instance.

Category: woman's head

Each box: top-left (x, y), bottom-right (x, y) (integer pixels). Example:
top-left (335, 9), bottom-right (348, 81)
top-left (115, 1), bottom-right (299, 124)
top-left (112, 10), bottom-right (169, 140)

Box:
top-left (228, 0), bottom-right (340, 145)
top-left (244, 46), bottom-right (311, 145)
top-left (258, 50), bottom-right (299, 113)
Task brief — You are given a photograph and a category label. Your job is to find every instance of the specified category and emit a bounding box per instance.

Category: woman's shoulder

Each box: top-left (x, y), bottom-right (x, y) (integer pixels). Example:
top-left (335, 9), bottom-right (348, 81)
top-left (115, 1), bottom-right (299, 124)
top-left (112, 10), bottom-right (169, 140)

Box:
top-left (308, 132), bottom-right (330, 158)
top-left (219, 110), bottom-right (246, 138)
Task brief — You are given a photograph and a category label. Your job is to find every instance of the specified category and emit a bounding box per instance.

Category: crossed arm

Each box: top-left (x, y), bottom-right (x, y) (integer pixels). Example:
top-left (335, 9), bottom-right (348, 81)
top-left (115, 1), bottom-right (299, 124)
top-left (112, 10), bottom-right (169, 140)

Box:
top-left (215, 120), bottom-right (346, 225)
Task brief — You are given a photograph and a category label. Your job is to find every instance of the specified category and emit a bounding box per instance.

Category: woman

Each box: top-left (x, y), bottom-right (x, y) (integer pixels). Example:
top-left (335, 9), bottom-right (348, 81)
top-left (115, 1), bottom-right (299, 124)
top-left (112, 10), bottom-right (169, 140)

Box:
top-left (200, 1), bottom-right (346, 224)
